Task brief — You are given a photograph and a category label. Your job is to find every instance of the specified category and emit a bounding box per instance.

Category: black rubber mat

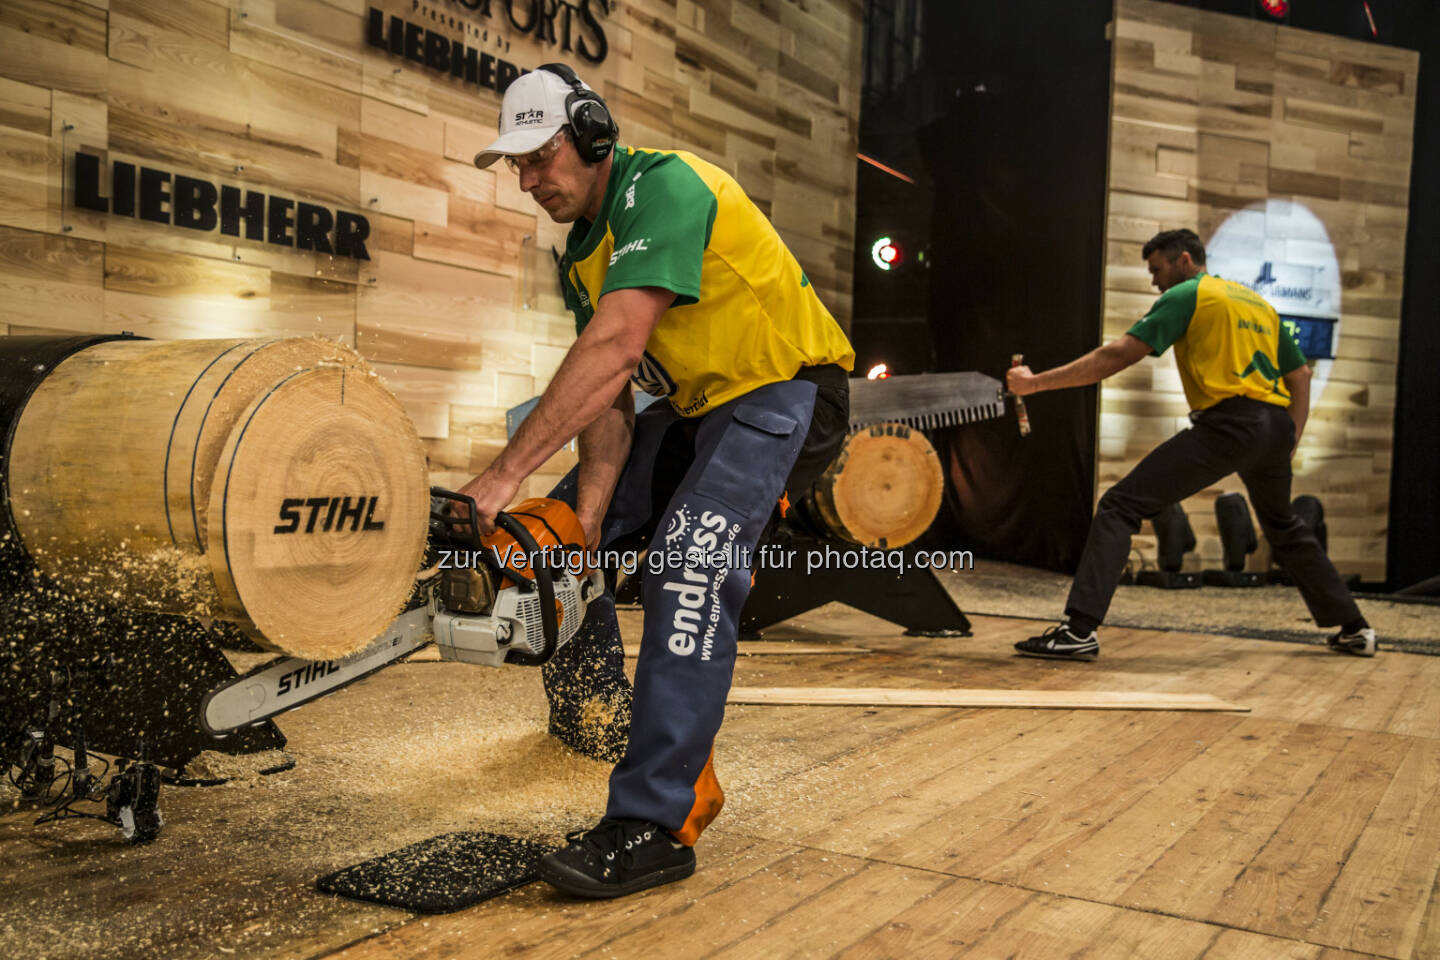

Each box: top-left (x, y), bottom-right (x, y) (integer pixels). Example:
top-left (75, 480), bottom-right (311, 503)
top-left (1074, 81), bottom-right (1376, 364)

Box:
top-left (317, 831), bottom-right (557, 913)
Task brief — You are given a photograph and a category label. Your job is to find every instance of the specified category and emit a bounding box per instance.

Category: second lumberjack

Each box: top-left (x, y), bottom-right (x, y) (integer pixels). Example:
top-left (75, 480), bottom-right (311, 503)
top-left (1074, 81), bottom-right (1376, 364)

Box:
top-left (458, 64), bottom-right (855, 899)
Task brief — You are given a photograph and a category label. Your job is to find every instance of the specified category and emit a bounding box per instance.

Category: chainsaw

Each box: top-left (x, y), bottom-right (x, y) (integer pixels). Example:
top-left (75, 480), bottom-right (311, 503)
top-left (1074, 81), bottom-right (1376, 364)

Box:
top-left (200, 489), bottom-right (604, 736)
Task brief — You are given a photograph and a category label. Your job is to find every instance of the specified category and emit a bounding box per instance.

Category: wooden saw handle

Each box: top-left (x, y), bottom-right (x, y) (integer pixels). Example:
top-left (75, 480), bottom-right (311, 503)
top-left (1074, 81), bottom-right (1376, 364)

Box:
top-left (1010, 354), bottom-right (1032, 437)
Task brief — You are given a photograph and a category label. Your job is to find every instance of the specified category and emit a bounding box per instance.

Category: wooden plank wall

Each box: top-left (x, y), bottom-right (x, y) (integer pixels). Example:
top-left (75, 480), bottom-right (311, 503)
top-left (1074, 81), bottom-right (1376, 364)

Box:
top-left (0, 0), bottom-right (863, 496)
top-left (1101, 0), bottom-right (1417, 582)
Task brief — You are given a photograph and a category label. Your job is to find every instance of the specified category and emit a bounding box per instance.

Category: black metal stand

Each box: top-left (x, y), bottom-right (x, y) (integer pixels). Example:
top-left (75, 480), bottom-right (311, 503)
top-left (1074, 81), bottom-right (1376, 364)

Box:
top-left (740, 534), bottom-right (972, 635)
top-left (1202, 569), bottom-right (1265, 587)
top-left (614, 530), bottom-right (972, 637)
top-left (1136, 570), bottom-right (1202, 589)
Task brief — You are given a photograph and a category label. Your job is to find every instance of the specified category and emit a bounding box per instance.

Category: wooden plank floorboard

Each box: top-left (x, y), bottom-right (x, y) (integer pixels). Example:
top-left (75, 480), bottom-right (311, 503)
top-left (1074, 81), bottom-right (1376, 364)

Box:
top-left (858, 711), bottom-right (1207, 870)
top-left (1310, 737), bottom-right (1440, 958)
top-left (790, 710), bottom-right (1123, 856)
top-left (1373, 656), bottom-right (1440, 740)
top-left (702, 854), bottom-right (951, 959)
top-left (763, 709), bottom-right (1071, 846)
top-left (1288, 648), bottom-right (1394, 728)
top-left (832, 875), bottom-right (1383, 960)
top-left (1120, 723), bottom-right (1363, 918)
top-left (1207, 729), bottom-right (1413, 946)
top-left (932, 713), bottom-right (1250, 887)
top-left (574, 848), bottom-right (873, 959)
top-left (1018, 715), bottom-right (1291, 903)
top-left (1415, 875), bottom-right (1440, 960)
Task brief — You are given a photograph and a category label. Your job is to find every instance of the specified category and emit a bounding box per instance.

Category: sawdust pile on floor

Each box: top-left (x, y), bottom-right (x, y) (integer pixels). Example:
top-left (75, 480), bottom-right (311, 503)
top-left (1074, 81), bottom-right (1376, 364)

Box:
top-left (183, 750), bottom-right (293, 783)
top-left (227, 663), bottom-right (622, 847)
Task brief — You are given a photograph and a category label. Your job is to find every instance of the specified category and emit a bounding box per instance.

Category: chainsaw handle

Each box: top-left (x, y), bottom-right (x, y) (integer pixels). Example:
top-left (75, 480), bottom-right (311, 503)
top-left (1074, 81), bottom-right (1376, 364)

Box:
top-left (492, 512), bottom-right (560, 667)
top-left (427, 487), bottom-right (561, 666)
top-left (429, 486), bottom-right (485, 548)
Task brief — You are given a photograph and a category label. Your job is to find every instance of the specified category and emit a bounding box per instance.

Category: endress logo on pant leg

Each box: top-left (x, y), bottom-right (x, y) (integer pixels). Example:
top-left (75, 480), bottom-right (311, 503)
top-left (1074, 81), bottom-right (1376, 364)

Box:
top-left (662, 509), bottom-right (741, 660)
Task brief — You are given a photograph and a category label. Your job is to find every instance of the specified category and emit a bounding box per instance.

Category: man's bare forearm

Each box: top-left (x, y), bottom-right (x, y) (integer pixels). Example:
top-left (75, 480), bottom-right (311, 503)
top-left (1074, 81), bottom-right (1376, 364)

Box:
top-left (575, 387), bottom-right (635, 546)
top-left (1008, 334), bottom-right (1153, 397)
top-left (1031, 343), bottom-right (1136, 392)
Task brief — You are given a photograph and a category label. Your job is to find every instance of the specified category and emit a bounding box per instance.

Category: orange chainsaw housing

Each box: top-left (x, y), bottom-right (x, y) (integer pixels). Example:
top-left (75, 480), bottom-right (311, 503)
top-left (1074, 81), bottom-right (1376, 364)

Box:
top-left (477, 497), bottom-right (589, 590)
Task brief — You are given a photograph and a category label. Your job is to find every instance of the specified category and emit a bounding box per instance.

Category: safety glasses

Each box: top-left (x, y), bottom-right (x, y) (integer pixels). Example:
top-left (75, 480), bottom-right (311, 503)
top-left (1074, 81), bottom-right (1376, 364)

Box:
top-left (504, 128), bottom-right (569, 176)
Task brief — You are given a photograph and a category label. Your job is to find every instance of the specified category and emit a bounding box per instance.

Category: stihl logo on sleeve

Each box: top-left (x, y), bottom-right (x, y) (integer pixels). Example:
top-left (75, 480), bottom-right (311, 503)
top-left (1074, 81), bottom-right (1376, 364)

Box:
top-left (609, 237), bottom-right (650, 265)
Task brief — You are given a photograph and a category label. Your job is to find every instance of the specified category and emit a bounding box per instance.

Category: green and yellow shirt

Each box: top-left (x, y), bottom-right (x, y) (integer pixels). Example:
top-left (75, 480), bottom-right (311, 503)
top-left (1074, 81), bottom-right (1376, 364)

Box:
top-left (560, 146), bottom-right (854, 417)
top-left (1128, 273), bottom-right (1307, 411)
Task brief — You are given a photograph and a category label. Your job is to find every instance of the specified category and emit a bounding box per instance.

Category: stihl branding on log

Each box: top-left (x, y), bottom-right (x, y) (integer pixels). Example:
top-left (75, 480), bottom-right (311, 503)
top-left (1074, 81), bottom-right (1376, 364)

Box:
top-left (273, 497), bottom-right (387, 534)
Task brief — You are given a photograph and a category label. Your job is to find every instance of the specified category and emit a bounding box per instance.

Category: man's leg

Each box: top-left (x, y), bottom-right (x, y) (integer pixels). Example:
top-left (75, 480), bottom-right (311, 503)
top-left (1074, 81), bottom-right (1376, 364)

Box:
top-left (539, 405), bottom-right (691, 762)
top-left (537, 379), bottom-right (817, 897)
top-left (1238, 409), bottom-right (1371, 654)
top-left (1020, 407), bottom-right (1261, 659)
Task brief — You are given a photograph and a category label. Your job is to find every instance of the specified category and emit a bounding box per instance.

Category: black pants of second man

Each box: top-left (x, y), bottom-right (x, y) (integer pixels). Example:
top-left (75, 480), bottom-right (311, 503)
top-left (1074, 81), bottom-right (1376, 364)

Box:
top-left (1065, 396), bottom-right (1361, 630)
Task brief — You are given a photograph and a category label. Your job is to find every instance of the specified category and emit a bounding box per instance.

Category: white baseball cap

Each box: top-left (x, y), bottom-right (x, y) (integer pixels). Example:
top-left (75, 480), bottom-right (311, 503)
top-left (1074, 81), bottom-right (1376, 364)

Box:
top-left (473, 69), bottom-right (590, 169)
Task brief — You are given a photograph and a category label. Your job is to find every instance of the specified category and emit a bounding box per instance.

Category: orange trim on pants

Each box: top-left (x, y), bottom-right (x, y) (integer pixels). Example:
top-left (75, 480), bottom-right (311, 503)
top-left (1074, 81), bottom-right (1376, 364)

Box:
top-left (673, 746), bottom-right (724, 846)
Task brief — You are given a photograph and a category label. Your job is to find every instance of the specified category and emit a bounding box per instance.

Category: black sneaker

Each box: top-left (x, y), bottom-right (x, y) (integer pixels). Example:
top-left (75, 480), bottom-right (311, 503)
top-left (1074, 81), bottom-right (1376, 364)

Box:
top-left (536, 818), bottom-right (696, 899)
top-left (1014, 624), bottom-right (1100, 661)
top-left (1327, 626), bottom-right (1377, 657)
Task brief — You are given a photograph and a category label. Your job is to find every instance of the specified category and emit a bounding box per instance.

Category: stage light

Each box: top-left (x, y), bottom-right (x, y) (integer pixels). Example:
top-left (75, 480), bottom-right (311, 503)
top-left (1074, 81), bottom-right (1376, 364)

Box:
top-left (870, 237), bottom-right (902, 271)
top-left (1259, 0), bottom-right (1288, 18)
top-left (1136, 502), bottom-right (1201, 588)
top-left (1204, 493), bottom-right (1264, 586)
top-left (866, 363), bottom-right (890, 380)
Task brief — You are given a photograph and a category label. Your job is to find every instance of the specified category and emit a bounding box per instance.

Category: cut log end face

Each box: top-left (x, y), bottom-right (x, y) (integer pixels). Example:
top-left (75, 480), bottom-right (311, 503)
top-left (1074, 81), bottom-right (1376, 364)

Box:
top-left (813, 424), bottom-right (944, 549)
top-left (209, 365), bottom-right (429, 660)
top-left (182, 338), bottom-right (374, 555)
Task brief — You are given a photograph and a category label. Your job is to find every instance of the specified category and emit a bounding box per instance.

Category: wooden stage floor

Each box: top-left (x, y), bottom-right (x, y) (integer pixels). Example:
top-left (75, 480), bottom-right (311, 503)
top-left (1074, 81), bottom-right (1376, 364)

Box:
top-left (3, 606), bottom-right (1438, 959)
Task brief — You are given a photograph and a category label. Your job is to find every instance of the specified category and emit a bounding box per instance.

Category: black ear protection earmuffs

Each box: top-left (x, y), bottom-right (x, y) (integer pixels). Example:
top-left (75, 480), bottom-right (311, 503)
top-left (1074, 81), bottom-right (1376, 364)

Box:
top-left (538, 62), bottom-right (618, 164)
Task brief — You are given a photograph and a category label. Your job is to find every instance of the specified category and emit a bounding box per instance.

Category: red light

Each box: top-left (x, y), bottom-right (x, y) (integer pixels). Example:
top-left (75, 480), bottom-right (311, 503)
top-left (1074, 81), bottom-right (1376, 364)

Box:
top-left (880, 244), bottom-right (899, 264)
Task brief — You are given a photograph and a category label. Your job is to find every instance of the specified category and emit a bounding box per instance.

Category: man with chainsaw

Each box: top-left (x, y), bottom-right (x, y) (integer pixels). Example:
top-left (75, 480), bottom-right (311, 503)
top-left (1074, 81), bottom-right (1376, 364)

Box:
top-left (456, 63), bottom-right (854, 898)
top-left (1007, 228), bottom-right (1374, 661)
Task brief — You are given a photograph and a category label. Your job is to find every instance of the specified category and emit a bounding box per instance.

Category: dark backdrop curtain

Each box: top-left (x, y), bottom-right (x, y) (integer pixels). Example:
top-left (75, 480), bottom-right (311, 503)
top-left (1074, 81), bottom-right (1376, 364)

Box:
top-left (917, 0), bottom-right (1113, 572)
top-left (1387, 2), bottom-right (1440, 591)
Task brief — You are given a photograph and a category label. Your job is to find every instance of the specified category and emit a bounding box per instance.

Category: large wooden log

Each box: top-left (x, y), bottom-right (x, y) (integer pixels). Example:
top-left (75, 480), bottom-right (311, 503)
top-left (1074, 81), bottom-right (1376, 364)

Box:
top-left (806, 422), bottom-right (944, 549)
top-left (7, 337), bottom-right (428, 659)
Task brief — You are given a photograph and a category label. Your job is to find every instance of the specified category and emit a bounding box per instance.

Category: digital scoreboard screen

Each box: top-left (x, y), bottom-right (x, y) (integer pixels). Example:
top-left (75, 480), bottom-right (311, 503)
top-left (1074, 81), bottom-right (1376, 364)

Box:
top-left (1280, 315), bottom-right (1336, 361)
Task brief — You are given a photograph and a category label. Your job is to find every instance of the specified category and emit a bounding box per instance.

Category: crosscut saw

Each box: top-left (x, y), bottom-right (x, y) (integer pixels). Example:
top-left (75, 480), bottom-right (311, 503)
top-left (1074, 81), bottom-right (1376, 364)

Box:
top-left (848, 371), bottom-right (1008, 431)
top-left (201, 490), bottom-right (603, 736)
